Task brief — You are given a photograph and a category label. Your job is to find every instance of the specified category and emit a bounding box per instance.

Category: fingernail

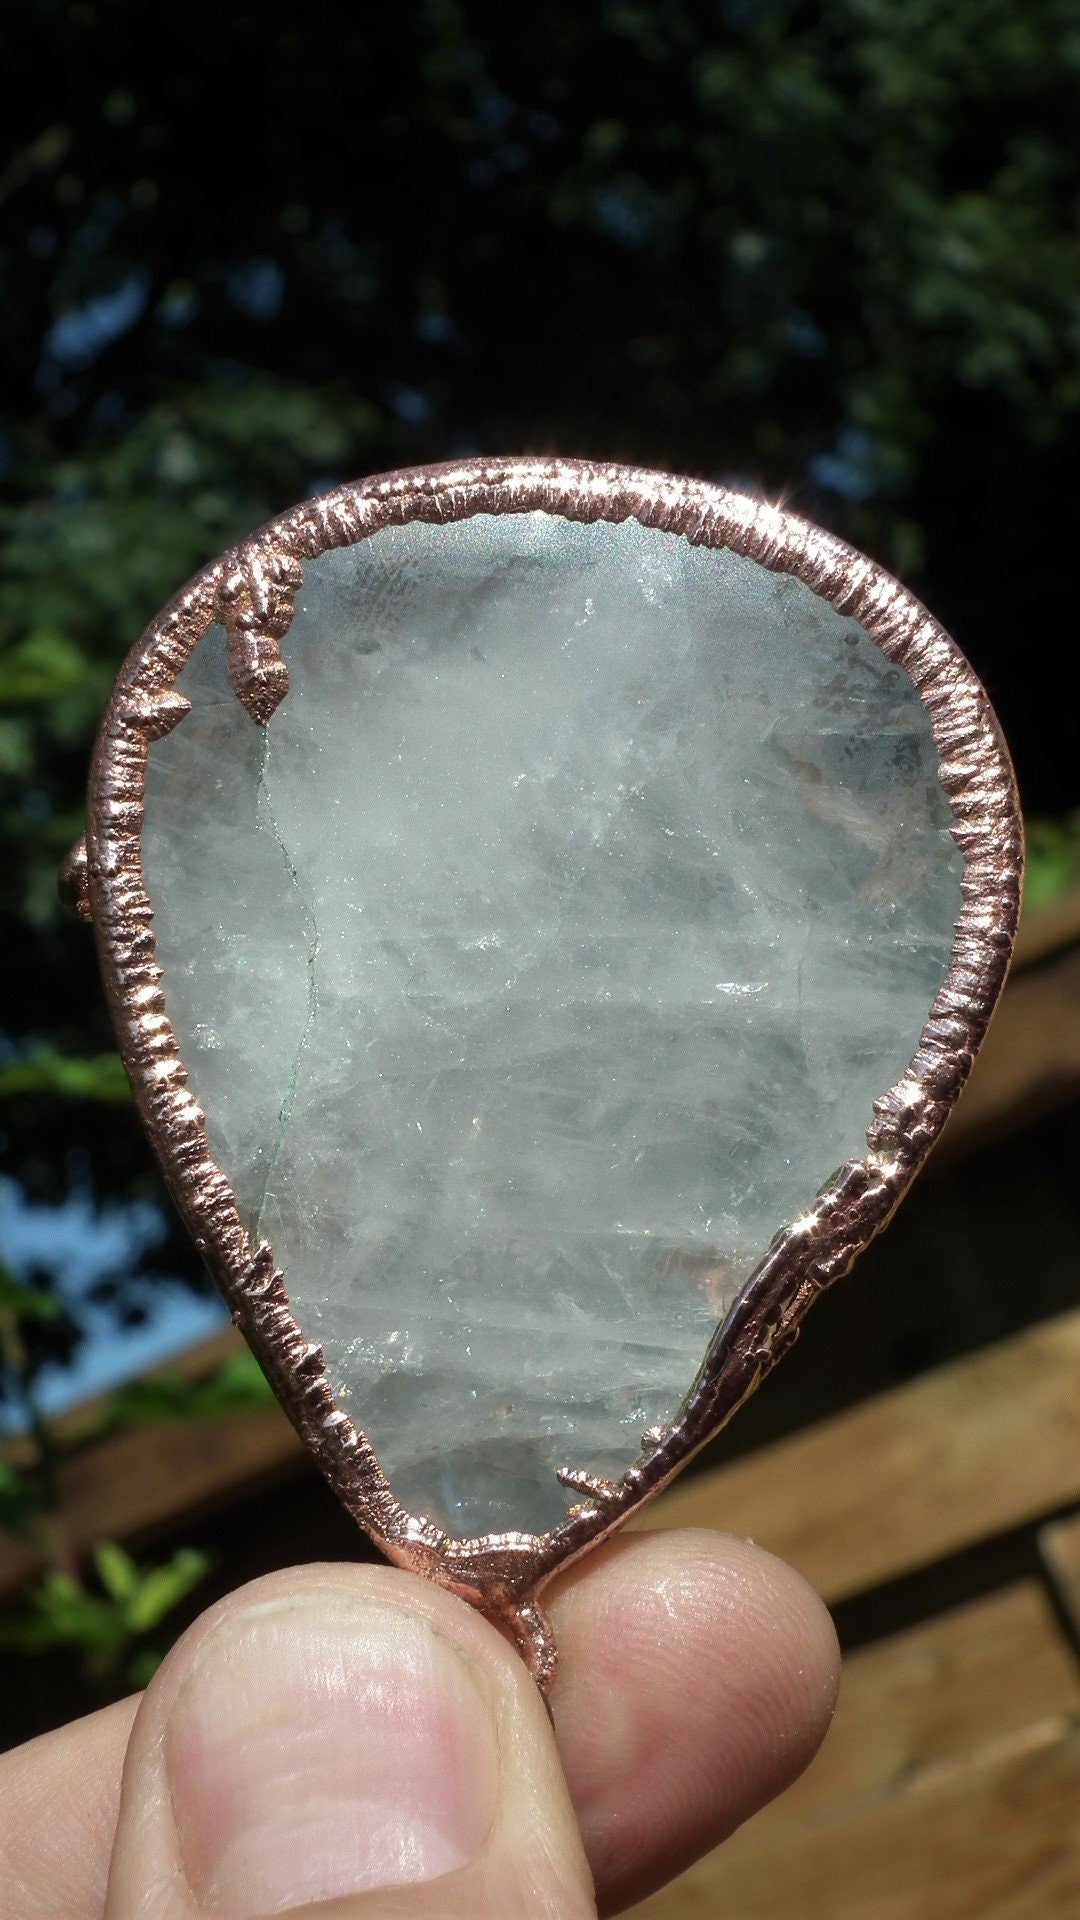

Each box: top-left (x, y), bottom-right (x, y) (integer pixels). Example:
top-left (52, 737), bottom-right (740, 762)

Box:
top-left (165, 1593), bottom-right (500, 1915)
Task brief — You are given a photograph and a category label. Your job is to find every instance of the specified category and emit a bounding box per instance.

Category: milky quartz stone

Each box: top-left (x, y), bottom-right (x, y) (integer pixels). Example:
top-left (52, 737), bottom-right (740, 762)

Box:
top-left (141, 511), bottom-right (964, 1537)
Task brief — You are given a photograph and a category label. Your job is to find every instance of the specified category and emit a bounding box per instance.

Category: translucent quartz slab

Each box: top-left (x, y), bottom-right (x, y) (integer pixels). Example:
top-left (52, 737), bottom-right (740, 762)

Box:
top-left (142, 512), bottom-right (963, 1537)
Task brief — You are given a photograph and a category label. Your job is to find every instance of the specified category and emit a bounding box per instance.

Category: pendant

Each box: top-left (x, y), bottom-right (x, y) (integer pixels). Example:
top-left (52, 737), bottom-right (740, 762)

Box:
top-left (62, 458), bottom-right (1022, 1687)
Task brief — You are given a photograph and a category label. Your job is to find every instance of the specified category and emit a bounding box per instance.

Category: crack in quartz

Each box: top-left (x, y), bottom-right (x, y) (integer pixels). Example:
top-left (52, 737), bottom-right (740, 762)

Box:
top-left (253, 724), bottom-right (320, 1239)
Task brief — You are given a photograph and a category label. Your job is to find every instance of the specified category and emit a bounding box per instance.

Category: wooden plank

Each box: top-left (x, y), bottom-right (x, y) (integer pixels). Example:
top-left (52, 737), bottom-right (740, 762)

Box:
top-left (784, 1581), bottom-right (1080, 1816)
top-left (931, 884), bottom-right (1080, 1160)
top-left (637, 1720), bottom-right (1080, 1919)
top-left (53, 1325), bottom-right (246, 1444)
top-left (933, 940), bottom-right (1080, 1162)
top-left (0, 1326), bottom-right (248, 1463)
top-left (0, 1408), bottom-right (306, 1599)
top-left (636, 1582), bottom-right (1080, 1920)
top-left (639, 1310), bottom-right (1080, 1604)
top-left (1039, 1508), bottom-right (1080, 1644)
top-left (1013, 887), bottom-right (1080, 969)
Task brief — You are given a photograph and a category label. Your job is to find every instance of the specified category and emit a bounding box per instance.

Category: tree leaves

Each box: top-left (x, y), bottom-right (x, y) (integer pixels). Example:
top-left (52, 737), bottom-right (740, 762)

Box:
top-left (97, 1353), bottom-right (277, 1433)
top-left (0, 1048), bottom-right (131, 1103)
top-left (0, 1544), bottom-right (212, 1686)
top-left (0, 1271), bottom-right (62, 1323)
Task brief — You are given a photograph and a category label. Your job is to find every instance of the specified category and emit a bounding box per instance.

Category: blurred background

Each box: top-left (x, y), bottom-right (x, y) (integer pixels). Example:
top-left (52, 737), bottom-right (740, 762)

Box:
top-left (1, 3), bottom-right (1079, 1913)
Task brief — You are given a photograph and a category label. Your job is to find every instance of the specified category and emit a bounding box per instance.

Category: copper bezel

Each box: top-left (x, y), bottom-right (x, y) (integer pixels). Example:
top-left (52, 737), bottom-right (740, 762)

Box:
top-left (77, 457), bottom-right (1022, 1686)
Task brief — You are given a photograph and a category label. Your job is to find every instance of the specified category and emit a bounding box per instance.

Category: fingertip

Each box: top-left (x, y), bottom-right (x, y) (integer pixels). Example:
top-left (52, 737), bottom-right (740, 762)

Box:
top-left (548, 1528), bottom-right (839, 1911)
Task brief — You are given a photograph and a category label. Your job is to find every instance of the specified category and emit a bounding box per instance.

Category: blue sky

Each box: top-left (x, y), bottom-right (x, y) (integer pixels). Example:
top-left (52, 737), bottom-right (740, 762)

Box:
top-left (0, 1178), bottom-right (226, 1430)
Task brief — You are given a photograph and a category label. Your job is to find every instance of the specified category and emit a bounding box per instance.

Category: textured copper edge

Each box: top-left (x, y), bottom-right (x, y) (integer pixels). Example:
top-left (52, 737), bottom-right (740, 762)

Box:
top-left (80, 457), bottom-right (1022, 1687)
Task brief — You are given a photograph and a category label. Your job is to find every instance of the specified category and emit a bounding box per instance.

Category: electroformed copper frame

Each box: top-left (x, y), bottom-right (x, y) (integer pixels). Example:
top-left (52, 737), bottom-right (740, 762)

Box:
top-left (64, 457), bottom-right (1023, 1689)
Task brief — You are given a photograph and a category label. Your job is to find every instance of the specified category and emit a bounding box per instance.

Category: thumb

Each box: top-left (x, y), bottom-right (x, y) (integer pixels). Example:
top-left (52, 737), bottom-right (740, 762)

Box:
top-left (104, 1564), bottom-right (595, 1920)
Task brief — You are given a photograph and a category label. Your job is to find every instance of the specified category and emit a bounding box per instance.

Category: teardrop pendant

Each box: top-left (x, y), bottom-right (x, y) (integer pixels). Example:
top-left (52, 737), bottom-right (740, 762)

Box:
top-left (70, 458), bottom-right (1021, 1685)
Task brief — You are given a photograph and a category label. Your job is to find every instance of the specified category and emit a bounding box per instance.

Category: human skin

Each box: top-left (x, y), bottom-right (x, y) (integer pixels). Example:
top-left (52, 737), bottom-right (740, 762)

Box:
top-left (0, 1528), bottom-right (839, 1919)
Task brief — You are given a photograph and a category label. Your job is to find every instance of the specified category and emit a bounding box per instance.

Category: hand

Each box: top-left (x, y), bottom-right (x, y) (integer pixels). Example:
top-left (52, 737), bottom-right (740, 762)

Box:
top-left (0, 1529), bottom-right (838, 1918)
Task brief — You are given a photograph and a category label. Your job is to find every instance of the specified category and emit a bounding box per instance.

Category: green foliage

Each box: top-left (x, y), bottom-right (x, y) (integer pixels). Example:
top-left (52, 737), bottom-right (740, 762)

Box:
top-left (98, 1352), bottom-right (276, 1433)
top-left (0, 1047), bottom-right (131, 1103)
top-left (0, 1348), bottom-right (267, 1697)
top-left (0, 1544), bottom-right (211, 1687)
top-left (0, 380), bottom-right (379, 679)
top-left (1024, 814), bottom-right (1080, 914)
top-left (0, 1271), bottom-right (61, 1323)
top-left (0, 1460), bottom-right (37, 1534)
top-left (0, 1254), bottom-right (242, 1696)
top-left (0, 630), bottom-right (109, 717)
